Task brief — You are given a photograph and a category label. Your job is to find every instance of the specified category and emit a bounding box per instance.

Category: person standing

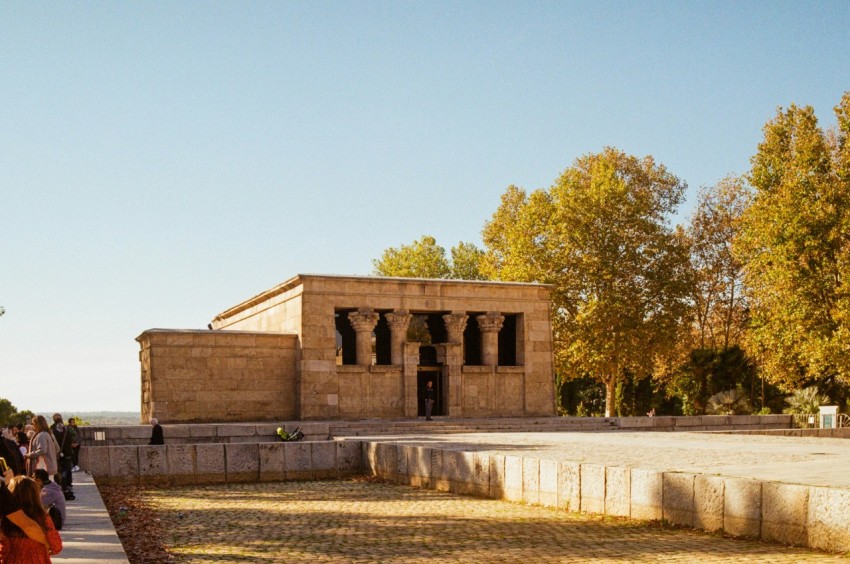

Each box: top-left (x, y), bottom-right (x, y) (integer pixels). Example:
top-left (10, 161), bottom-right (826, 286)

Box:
top-left (49, 415), bottom-right (74, 499)
top-left (149, 418), bottom-right (164, 445)
top-left (424, 380), bottom-right (435, 421)
top-left (25, 417), bottom-right (58, 480)
top-left (66, 418), bottom-right (80, 472)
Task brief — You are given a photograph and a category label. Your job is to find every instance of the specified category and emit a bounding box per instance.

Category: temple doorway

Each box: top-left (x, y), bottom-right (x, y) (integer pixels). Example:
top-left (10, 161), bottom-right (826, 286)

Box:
top-left (417, 345), bottom-right (443, 416)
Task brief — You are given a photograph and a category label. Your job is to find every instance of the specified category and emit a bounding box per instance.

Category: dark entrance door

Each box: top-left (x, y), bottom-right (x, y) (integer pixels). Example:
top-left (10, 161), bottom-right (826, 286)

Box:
top-left (417, 368), bottom-right (442, 417)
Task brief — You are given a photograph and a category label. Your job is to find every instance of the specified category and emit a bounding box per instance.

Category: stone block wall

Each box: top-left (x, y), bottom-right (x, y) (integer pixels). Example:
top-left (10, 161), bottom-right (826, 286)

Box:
top-left (80, 439), bottom-right (363, 485)
top-left (137, 330), bottom-right (298, 423)
top-left (362, 440), bottom-right (850, 554)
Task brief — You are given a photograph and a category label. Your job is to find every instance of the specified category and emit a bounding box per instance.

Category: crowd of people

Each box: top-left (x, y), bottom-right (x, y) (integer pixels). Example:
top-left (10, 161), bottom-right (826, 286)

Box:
top-left (0, 413), bottom-right (79, 563)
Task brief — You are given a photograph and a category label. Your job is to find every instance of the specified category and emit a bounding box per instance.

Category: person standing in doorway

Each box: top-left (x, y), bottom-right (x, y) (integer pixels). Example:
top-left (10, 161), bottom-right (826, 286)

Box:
top-left (424, 380), bottom-right (435, 421)
top-left (149, 418), bottom-right (164, 445)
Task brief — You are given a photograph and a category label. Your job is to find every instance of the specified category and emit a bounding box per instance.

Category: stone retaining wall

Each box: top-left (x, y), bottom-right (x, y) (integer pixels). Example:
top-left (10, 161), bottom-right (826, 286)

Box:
top-left (362, 440), bottom-right (850, 553)
top-left (707, 427), bottom-right (850, 438)
top-left (80, 439), bottom-right (361, 486)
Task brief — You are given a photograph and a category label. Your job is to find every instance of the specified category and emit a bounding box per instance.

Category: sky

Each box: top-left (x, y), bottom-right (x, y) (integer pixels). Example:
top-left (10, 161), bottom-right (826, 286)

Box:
top-left (1, 1), bottom-right (849, 413)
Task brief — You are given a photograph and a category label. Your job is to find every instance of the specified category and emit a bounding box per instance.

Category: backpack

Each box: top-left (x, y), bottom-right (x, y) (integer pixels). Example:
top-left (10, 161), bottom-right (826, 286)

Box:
top-left (47, 504), bottom-right (63, 530)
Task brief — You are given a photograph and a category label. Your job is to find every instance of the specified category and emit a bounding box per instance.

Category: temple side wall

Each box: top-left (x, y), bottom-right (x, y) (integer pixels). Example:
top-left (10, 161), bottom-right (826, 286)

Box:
top-left (138, 330), bottom-right (297, 423)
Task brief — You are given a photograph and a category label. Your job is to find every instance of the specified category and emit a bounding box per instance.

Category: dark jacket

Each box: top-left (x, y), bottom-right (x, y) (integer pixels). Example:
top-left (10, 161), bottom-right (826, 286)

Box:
top-left (149, 424), bottom-right (164, 445)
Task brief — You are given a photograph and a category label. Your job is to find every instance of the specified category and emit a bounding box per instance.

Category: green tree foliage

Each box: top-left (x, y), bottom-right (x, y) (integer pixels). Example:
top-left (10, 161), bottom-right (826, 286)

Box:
top-left (783, 385), bottom-right (830, 415)
top-left (706, 389), bottom-right (751, 415)
top-left (482, 148), bottom-right (693, 416)
top-left (687, 177), bottom-right (750, 351)
top-left (0, 398), bottom-right (34, 428)
top-left (736, 93), bottom-right (850, 390)
top-left (373, 235), bottom-right (487, 280)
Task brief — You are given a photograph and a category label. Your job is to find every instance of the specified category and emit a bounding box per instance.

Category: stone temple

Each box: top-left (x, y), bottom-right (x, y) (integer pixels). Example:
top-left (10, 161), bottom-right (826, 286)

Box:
top-left (137, 274), bottom-right (556, 423)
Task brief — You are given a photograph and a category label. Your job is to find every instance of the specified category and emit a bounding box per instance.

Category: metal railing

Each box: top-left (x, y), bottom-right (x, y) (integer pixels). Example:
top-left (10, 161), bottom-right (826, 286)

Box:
top-left (791, 413), bottom-right (849, 429)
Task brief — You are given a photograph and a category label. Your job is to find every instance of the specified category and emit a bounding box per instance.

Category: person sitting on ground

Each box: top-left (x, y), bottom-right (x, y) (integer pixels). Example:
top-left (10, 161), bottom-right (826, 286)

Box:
top-left (149, 418), bottom-right (164, 445)
top-left (0, 472), bottom-right (59, 562)
top-left (32, 470), bottom-right (65, 530)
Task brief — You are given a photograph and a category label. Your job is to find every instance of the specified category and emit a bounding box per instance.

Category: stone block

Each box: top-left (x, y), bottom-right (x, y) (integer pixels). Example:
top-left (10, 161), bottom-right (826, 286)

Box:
top-left (431, 449), bottom-right (449, 492)
top-left (694, 475), bottom-right (724, 532)
top-left (284, 442), bottom-right (313, 480)
top-left (396, 445), bottom-right (410, 484)
top-left (196, 444), bottom-right (226, 483)
top-left (259, 443), bottom-right (286, 482)
top-left (138, 446), bottom-right (169, 485)
top-left (630, 468), bottom-right (662, 521)
top-left (217, 424), bottom-right (257, 438)
top-left (336, 440), bottom-right (362, 477)
top-left (376, 443), bottom-right (399, 482)
top-left (522, 458), bottom-right (540, 505)
top-left (191, 425), bottom-right (218, 439)
top-left (225, 443), bottom-right (259, 482)
top-left (807, 486), bottom-right (850, 552)
top-left (454, 451), bottom-right (475, 495)
top-left (489, 454), bottom-right (506, 499)
top-left (80, 446), bottom-right (110, 478)
top-left (165, 445), bottom-right (196, 484)
top-left (539, 459), bottom-right (558, 508)
top-left (311, 441), bottom-right (337, 479)
top-left (471, 452), bottom-right (490, 497)
top-left (663, 473), bottom-right (695, 527)
top-left (504, 455), bottom-right (524, 502)
top-left (409, 446), bottom-right (432, 488)
top-left (109, 446), bottom-right (139, 485)
top-left (605, 466), bottom-right (630, 517)
top-left (363, 442), bottom-right (379, 475)
top-left (723, 478), bottom-right (761, 537)
top-left (762, 482), bottom-right (808, 546)
top-left (557, 461), bottom-right (581, 512)
top-left (580, 464), bottom-right (606, 514)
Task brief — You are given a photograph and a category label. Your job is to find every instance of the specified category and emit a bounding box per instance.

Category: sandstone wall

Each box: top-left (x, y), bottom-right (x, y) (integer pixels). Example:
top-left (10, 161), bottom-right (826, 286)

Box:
top-left (207, 275), bottom-right (556, 420)
top-left (138, 330), bottom-right (297, 423)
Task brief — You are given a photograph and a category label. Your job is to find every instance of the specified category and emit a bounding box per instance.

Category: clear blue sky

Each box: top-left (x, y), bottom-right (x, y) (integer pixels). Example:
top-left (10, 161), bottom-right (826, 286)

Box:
top-left (2, 1), bottom-right (848, 412)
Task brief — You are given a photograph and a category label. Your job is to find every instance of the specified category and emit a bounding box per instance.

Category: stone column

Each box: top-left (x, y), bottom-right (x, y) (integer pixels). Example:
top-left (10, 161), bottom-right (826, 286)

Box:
top-left (442, 312), bottom-right (468, 345)
top-left (477, 312), bottom-right (505, 367)
top-left (385, 309), bottom-right (412, 366)
top-left (348, 308), bottom-right (379, 366)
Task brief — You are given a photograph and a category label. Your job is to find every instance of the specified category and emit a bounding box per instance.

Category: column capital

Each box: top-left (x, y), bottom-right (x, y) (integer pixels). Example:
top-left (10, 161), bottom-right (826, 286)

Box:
top-left (348, 308), bottom-right (379, 333)
top-left (442, 313), bottom-right (468, 344)
top-left (385, 309), bottom-right (412, 332)
top-left (476, 312), bottom-right (505, 333)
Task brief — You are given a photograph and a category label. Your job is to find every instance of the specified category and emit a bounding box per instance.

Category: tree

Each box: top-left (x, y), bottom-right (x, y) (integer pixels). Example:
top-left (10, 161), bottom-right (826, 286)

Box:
top-left (373, 235), bottom-right (487, 280)
top-left (373, 235), bottom-right (451, 278)
top-left (0, 398), bottom-right (33, 428)
top-left (736, 93), bottom-right (850, 390)
top-left (687, 176), bottom-right (750, 351)
top-left (783, 385), bottom-right (830, 415)
top-left (482, 147), bottom-right (693, 416)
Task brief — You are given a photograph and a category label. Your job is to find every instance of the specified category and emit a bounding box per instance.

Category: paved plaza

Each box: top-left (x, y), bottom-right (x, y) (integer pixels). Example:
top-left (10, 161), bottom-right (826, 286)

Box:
top-left (137, 480), bottom-right (845, 563)
top-left (368, 430), bottom-right (850, 488)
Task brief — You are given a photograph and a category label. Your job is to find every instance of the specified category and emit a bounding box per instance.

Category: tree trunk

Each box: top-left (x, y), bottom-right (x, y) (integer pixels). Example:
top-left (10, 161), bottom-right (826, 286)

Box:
top-left (605, 378), bottom-right (616, 417)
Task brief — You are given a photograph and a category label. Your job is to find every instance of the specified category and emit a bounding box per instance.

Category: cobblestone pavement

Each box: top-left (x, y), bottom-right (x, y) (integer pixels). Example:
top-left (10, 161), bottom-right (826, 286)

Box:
top-left (141, 480), bottom-right (847, 563)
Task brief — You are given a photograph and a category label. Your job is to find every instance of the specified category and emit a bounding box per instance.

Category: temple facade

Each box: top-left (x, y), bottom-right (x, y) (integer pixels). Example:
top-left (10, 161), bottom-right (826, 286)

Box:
top-left (138, 274), bottom-right (556, 422)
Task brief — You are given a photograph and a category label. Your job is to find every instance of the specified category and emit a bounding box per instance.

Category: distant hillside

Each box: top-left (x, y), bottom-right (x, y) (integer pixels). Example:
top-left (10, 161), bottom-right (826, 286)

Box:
top-left (40, 411), bottom-right (141, 426)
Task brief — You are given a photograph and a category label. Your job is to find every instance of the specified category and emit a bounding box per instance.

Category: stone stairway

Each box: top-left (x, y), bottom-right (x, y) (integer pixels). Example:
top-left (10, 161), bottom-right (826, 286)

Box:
top-left (328, 416), bottom-right (618, 437)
